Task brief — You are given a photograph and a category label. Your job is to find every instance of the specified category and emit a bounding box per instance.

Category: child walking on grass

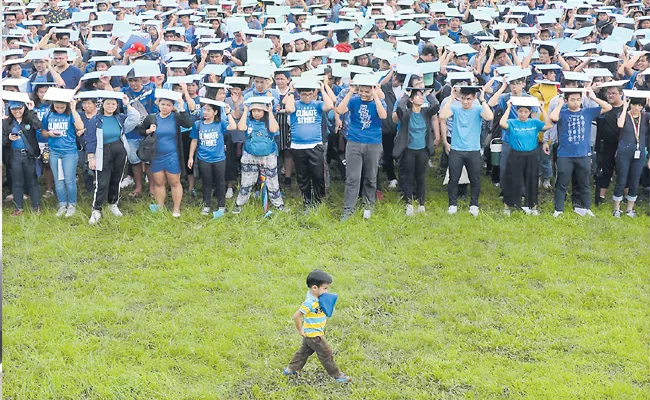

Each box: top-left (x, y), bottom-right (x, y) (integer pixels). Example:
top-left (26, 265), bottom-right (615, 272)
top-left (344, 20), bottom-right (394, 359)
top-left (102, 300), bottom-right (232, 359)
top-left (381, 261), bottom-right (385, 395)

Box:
top-left (283, 269), bottom-right (352, 383)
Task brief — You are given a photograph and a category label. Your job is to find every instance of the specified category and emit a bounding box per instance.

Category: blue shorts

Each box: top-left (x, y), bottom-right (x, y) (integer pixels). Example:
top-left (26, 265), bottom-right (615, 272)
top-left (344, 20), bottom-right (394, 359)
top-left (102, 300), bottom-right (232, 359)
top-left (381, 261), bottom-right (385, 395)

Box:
top-left (150, 151), bottom-right (181, 174)
top-left (126, 138), bottom-right (142, 164)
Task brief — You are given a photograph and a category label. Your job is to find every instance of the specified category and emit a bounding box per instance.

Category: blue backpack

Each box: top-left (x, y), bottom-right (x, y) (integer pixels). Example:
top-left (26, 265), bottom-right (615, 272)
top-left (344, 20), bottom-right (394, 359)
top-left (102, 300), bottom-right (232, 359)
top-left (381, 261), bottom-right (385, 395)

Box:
top-left (244, 120), bottom-right (276, 156)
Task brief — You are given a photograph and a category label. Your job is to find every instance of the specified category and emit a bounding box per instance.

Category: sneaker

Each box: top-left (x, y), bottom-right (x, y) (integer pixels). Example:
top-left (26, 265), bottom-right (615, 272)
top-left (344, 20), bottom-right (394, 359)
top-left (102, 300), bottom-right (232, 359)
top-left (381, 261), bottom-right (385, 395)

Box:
top-left (626, 210), bottom-right (637, 218)
top-left (282, 368), bottom-right (297, 376)
top-left (552, 210), bottom-right (564, 218)
top-left (503, 209), bottom-right (511, 216)
top-left (277, 205), bottom-right (290, 212)
top-left (119, 176), bottom-right (134, 189)
top-left (405, 204), bottom-right (414, 216)
top-left (44, 190), bottom-right (54, 198)
top-left (10, 209), bottom-right (23, 217)
top-left (65, 205), bottom-right (76, 218)
top-left (447, 205), bottom-right (458, 215)
top-left (172, 211), bottom-right (181, 218)
top-left (531, 209), bottom-right (540, 216)
top-left (335, 374), bottom-right (352, 384)
top-left (190, 188), bottom-right (198, 198)
top-left (232, 205), bottom-right (242, 214)
top-left (584, 209), bottom-right (596, 217)
top-left (522, 207), bottom-right (532, 215)
top-left (340, 211), bottom-right (353, 221)
top-left (363, 209), bottom-right (371, 219)
top-left (573, 207), bottom-right (587, 217)
top-left (542, 180), bottom-right (552, 189)
top-left (388, 179), bottom-right (398, 189)
top-left (428, 159), bottom-right (434, 168)
top-left (469, 205), bottom-right (479, 217)
top-left (88, 210), bottom-right (101, 225)
top-left (201, 207), bottom-right (211, 216)
top-left (4, 194), bottom-right (14, 202)
top-left (108, 204), bottom-right (123, 217)
top-left (416, 205), bottom-right (426, 214)
top-left (56, 205), bottom-right (67, 217)
top-left (225, 187), bottom-right (234, 199)
top-left (149, 204), bottom-right (162, 213)
top-left (213, 208), bottom-right (225, 219)
top-left (612, 209), bottom-right (622, 218)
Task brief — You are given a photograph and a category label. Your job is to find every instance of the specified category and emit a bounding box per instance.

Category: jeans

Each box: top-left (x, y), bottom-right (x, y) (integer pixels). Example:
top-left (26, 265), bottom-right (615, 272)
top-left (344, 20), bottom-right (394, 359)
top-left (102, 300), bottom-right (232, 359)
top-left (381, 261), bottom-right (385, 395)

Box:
top-left (537, 142), bottom-right (552, 179)
top-left (596, 139), bottom-right (617, 189)
top-left (288, 336), bottom-right (343, 378)
top-left (382, 132), bottom-right (397, 181)
top-left (11, 149), bottom-right (40, 210)
top-left (398, 148), bottom-right (429, 205)
top-left (78, 149), bottom-right (94, 194)
top-left (499, 141), bottom-right (512, 185)
top-left (50, 150), bottom-right (78, 207)
top-left (292, 144), bottom-right (326, 206)
top-left (447, 150), bottom-right (482, 207)
top-left (554, 156), bottom-right (591, 212)
top-left (343, 141), bottom-right (383, 213)
top-left (613, 142), bottom-right (646, 201)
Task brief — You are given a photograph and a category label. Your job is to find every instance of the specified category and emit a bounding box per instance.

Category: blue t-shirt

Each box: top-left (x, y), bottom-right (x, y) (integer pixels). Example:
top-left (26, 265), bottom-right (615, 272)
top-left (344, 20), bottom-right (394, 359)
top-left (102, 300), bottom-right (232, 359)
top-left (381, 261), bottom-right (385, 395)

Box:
top-left (10, 121), bottom-right (26, 149)
top-left (408, 111), bottom-right (427, 150)
top-left (289, 100), bottom-right (324, 146)
top-left (347, 95), bottom-right (385, 145)
top-left (155, 113), bottom-right (177, 156)
top-left (450, 104), bottom-right (483, 151)
top-left (190, 119), bottom-right (227, 163)
top-left (43, 112), bottom-right (77, 154)
top-left (506, 118), bottom-right (545, 152)
top-left (59, 65), bottom-right (83, 89)
top-left (102, 116), bottom-right (121, 144)
top-left (557, 107), bottom-right (600, 158)
top-left (498, 93), bottom-right (539, 143)
top-left (34, 104), bottom-right (50, 143)
top-left (243, 118), bottom-right (278, 156)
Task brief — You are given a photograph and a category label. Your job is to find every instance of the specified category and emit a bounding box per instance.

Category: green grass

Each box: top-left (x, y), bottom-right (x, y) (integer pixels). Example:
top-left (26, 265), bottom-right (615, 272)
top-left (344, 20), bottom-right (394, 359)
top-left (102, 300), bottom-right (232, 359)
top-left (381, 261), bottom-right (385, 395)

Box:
top-left (4, 163), bottom-right (650, 399)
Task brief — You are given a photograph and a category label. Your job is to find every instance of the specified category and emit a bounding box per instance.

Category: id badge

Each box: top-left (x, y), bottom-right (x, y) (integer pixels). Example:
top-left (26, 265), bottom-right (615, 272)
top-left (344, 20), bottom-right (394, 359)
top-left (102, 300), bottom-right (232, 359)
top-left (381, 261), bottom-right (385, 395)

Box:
top-left (634, 150), bottom-right (641, 159)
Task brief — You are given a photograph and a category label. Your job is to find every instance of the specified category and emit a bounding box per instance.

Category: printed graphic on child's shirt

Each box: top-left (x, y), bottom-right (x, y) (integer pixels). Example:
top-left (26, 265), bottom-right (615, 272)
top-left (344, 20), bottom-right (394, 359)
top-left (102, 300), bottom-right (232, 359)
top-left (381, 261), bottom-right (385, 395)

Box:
top-left (359, 104), bottom-right (371, 129)
top-left (567, 114), bottom-right (585, 143)
top-left (200, 126), bottom-right (219, 147)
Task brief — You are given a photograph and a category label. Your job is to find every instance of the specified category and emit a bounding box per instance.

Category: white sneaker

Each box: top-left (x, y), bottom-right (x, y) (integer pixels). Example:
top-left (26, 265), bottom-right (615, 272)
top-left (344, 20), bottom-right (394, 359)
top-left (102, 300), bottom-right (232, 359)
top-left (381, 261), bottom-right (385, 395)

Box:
top-left (447, 205), bottom-right (458, 215)
top-left (363, 209), bottom-right (371, 219)
top-left (65, 205), bottom-right (76, 218)
top-left (56, 205), bottom-right (67, 217)
top-left (201, 206), bottom-right (210, 216)
top-left (552, 210), bottom-right (563, 218)
top-left (416, 205), bottom-right (425, 214)
top-left (119, 175), bottom-right (134, 189)
top-left (573, 207), bottom-right (587, 217)
top-left (428, 159), bottom-right (434, 168)
top-left (531, 209), bottom-right (540, 216)
top-left (172, 211), bottom-right (181, 218)
top-left (405, 204), bottom-right (414, 216)
top-left (542, 180), bottom-right (552, 189)
top-left (225, 187), bottom-right (234, 199)
top-left (469, 205), bottom-right (479, 217)
top-left (89, 210), bottom-right (101, 225)
top-left (626, 210), bottom-right (637, 218)
top-left (388, 179), bottom-right (398, 189)
top-left (503, 209), bottom-right (511, 216)
top-left (108, 203), bottom-right (123, 217)
top-left (584, 209), bottom-right (596, 217)
top-left (522, 207), bottom-right (532, 215)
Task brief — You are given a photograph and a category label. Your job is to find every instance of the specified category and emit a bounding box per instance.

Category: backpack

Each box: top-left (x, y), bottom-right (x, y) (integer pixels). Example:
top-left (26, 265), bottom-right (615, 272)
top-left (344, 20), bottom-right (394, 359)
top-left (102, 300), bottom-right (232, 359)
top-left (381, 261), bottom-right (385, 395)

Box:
top-left (245, 121), bottom-right (275, 156)
top-left (137, 132), bottom-right (157, 162)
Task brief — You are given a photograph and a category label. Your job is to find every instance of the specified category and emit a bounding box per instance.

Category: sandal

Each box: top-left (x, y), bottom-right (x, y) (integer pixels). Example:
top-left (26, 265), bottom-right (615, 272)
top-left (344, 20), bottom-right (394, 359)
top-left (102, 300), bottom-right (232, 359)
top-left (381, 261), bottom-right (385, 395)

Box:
top-left (128, 191), bottom-right (142, 199)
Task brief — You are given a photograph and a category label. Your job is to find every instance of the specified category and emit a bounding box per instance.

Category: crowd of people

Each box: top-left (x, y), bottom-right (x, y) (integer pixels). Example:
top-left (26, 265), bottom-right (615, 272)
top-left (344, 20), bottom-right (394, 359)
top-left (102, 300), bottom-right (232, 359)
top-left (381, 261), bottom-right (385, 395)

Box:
top-left (2, 0), bottom-right (650, 223)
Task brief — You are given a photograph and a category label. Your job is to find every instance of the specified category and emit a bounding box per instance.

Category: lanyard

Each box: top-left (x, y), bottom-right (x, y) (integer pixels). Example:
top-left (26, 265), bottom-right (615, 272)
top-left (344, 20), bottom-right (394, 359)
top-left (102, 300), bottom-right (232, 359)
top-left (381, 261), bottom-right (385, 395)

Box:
top-left (630, 113), bottom-right (641, 150)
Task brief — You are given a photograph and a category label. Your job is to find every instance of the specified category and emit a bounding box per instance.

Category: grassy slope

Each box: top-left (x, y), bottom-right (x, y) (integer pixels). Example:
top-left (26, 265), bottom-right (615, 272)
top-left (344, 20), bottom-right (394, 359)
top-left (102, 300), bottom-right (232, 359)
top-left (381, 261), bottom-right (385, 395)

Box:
top-left (3, 169), bottom-right (650, 399)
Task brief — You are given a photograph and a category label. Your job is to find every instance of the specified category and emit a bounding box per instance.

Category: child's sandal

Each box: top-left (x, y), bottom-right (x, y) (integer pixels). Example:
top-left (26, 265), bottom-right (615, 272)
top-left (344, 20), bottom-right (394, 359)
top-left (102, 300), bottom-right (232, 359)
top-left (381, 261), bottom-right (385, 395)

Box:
top-left (335, 374), bottom-right (352, 383)
top-left (282, 368), bottom-right (297, 376)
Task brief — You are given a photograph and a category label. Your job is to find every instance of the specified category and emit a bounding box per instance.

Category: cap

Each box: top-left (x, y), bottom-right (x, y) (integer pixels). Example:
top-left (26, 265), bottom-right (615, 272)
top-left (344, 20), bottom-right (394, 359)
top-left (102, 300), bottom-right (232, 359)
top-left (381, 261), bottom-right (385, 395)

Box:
top-left (125, 42), bottom-right (147, 54)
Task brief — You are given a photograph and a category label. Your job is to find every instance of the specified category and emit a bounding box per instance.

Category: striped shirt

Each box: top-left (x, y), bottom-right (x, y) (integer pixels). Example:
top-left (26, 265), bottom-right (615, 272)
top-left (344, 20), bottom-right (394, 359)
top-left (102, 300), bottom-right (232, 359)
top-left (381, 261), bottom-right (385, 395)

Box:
top-left (298, 291), bottom-right (327, 338)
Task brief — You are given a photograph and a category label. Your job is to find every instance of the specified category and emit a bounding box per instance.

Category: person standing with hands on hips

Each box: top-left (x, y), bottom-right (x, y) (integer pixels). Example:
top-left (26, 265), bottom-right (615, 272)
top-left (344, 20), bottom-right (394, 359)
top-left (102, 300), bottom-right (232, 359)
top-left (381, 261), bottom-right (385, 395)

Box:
top-left (335, 76), bottom-right (388, 220)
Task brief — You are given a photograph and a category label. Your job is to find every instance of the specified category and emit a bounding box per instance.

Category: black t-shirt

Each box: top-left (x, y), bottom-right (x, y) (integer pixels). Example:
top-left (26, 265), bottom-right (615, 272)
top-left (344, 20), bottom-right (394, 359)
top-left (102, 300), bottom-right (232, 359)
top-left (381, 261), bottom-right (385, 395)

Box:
top-left (620, 111), bottom-right (649, 148)
top-left (596, 105), bottom-right (622, 144)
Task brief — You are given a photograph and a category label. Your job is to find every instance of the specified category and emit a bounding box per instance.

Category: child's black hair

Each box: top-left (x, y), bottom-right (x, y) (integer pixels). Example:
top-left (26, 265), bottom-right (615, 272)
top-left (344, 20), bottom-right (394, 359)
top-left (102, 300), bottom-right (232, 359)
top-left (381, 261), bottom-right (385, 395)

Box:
top-left (306, 269), bottom-right (333, 288)
top-left (630, 97), bottom-right (645, 106)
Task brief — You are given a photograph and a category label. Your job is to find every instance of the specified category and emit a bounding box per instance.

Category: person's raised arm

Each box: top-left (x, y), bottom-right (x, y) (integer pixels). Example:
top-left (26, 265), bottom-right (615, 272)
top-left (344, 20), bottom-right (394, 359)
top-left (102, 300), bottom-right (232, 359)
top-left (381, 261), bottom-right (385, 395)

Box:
top-left (550, 95), bottom-right (564, 122)
top-left (618, 97), bottom-right (630, 128)
top-left (521, 44), bottom-right (535, 69)
top-left (320, 82), bottom-right (334, 112)
top-left (284, 81), bottom-right (296, 114)
top-left (70, 100), bottom-right (84, 132)
top-left (439, 97), bottom-right (454, 119)
top-left (488, 79), bottom-right (507, 107)
top-left (483, 45), bottom-right (495, 75)
top-left (500, 99), bottom-right (512, 129)
top-left (225, 105), bottom-right (237, 130)
top-left (334, 86), bottom-right (355, 115)
top-left (268, 104), bottom-right (279, 132)
top-left (588, 88), bottom-right (612, 114)
top-left (557, 54), bottom-right (571, 71)
top-left (540, 101), bottom-right (552, 130)
top-left (479, 90), bottom-right (493, 120)
top-left (237, 104), bottom-right (249, 131)
top-left (373, 86), bottom-right (387, 119)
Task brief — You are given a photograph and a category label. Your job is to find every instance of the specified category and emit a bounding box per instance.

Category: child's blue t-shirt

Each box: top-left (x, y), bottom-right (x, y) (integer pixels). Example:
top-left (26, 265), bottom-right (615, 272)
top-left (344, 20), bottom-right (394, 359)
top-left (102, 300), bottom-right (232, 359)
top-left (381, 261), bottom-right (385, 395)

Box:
top-left (506, 118), bottom-right (545, 152)
top-left (347, 95), bottom-right (385, 145)
top-left (450, 104), bottom-right (483, 151)
top-left (289, 100), bottom-right (324, 146)
top-left (557, 107), bottom-right (600, 157)
top-left (190, 119), bottom-right (227, 163)
top-left (43, 112), bottom-right (77, 154)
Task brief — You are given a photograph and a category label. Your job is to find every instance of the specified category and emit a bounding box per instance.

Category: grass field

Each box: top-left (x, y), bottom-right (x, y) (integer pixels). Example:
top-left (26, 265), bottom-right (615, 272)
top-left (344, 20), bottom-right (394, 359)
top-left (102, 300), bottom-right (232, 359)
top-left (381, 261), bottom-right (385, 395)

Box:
top-left (3, 162), bottom-right (650, 399)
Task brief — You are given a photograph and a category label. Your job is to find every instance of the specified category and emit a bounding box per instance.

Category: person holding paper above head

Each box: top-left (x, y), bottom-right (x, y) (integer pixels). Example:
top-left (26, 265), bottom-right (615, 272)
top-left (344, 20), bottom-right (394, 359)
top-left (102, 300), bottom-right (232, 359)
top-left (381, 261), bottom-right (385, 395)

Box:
top-left (439, 86), bottom-right (493, 217)
top-left (594, 83), bottom-right (625, 206)
top-left (611, 93), bottom-right (650, 218)
top-left (40, 88), bottom-right (85, 218)
top-left (137, 89), bottom-right (194, 218)
top-left (50, 48), bottom-right (83, 89)
top-left (499, 97), bottom-right (553, 215)
top-left (84, 93), bottom-right (141, 224)
top-left (26, 55), bottom-right (66, 92)
top-left (547, 88), bottom-right (612, 218)
top-left (232, 97), bottom-right (286, 214)
top-left (188, 98), bottom-right (238, 217)
top-left (335, 75), bottom-right (388, 220)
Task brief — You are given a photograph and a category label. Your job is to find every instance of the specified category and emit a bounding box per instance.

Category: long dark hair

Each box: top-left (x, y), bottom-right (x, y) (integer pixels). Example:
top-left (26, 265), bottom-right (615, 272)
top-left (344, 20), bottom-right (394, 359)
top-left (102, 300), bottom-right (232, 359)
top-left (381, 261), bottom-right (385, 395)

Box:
top-left (31, 85), bottom-right (50, 108)
top-left (50, 101), bottom-right (71, 115)
top-left (203, 103), bottom-right (222, 123)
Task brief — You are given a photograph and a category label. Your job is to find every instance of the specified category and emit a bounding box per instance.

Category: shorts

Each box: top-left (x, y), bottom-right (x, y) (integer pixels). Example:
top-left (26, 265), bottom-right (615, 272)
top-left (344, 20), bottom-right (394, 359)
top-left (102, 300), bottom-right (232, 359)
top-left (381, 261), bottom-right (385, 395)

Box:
top-left (126, 138), bottom-right (142, 164)
top-left (150, 151), bottom-right (181, 175)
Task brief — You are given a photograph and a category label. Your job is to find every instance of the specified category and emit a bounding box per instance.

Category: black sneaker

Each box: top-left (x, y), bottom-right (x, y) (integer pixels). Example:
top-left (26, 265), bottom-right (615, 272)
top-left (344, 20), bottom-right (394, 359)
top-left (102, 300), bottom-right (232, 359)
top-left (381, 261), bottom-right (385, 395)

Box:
top-left (232, 205), bottom-right (242, 214)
